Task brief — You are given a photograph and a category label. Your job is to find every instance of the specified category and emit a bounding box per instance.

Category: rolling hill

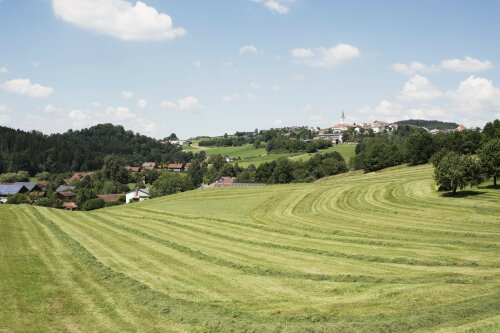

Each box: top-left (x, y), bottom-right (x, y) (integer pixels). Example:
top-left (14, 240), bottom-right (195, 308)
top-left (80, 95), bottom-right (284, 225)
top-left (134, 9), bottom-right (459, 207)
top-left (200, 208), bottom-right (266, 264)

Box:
top-left (1, 164), bottom-right (499, 332)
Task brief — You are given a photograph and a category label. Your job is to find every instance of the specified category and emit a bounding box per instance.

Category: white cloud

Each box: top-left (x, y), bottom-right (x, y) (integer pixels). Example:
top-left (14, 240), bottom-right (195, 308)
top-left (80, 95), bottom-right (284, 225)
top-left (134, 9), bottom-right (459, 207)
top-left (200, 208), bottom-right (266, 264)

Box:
top-left (448, 76), bottom-right (500, 118)
top-left (357, 75), bottom-right (500, 127)
top-left (2, 78), bottom-right (54, 98)
top-left (161, 96), bottom-right (201, 111)
top-left (194, 61), bottom-right (202, 68)
top-left (392, 56), bottom-right (492, 75)
top-left (68, 109), bottom-right (88, 121)
top-left (291, 43), bottom-right (361, 69)
top-left (440, 56), bottom-right (492, 73)
top-left (52, 0), bottom-right (186, 42)
top-left (271, 84), bottom-right (281, 91)
top-left (391, 62), bottom-right (436, 75)
top-left (0, 105), bottom-right (11, 125)
top-left (106, 106), bottom-right (136, 120)
top-left (137, 99), bottom-right (148, 110)
top-left (92, 102), bottom-right (101, 107)
top-left (253, 0), bottom-right (291, 14)
top-left (273, 119), bottom-right (284, 126)
top-left (399, 75), bottom-right (443, 101)
top-left (44, 104), bottom-right (62, 113)
top-left (239, 45), bottom-right (259, 55)
top-left (221, 93), bottom-right (240, 102)
top-left (0, 66), bottom-right (7, 74)
top-left (121, 90), bottom-right (133, 99)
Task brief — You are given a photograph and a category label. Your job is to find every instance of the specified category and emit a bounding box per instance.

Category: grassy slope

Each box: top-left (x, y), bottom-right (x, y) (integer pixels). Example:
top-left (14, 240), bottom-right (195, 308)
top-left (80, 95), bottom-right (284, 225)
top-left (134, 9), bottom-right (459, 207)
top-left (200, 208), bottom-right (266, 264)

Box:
top-left (1, 164), bottom-right (499, 332)
top-left (184, 143), bottom-right (356, 167)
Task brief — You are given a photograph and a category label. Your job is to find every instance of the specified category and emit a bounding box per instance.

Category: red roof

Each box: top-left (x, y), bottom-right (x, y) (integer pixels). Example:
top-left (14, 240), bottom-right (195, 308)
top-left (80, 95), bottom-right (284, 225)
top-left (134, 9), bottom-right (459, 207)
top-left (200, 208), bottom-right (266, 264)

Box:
top-left (125, 166), bottom-right (142, 172)
top-left (64, 172), bottom-right (93, 185)
top-left (58, 191), bottom-right (76, 197)
top-left (167, 163), bottom-right (184, 169)
top-left (97, 194), bottom-right (122, 203)
top-left (63, 202), bottom-right (79, 209)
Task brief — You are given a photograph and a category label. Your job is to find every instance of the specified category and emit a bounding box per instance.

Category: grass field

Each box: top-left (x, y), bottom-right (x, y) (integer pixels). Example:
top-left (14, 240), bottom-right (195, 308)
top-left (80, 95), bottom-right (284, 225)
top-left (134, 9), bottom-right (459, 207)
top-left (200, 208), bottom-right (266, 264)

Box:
top-left (1, 164), bottom-right (499, 332)
top-left (184, 142), bottom-right (356, 167)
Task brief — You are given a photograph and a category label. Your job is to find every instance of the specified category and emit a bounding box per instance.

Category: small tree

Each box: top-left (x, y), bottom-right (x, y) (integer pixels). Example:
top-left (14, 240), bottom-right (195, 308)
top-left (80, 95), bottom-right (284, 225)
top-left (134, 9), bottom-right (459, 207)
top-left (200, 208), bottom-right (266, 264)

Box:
top-left (187, 161), bottom-right (204, 187)
top-left (480, 138), bottom-right (500, 187)
top-left (271, 159), bottom-right (294, 184)
top-left (150, 172), bottom-right (193, 197)
top-left (83, 198), bottom-right (106, 211)
top-left (434, 152), bottom-right (483, 194)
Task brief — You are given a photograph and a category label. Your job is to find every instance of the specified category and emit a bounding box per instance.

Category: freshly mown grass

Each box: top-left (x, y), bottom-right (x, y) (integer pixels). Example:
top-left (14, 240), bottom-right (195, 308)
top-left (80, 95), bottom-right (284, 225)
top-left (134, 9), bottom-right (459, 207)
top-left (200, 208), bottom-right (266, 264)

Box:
top-left (1, 164), bottom-right (499, 332)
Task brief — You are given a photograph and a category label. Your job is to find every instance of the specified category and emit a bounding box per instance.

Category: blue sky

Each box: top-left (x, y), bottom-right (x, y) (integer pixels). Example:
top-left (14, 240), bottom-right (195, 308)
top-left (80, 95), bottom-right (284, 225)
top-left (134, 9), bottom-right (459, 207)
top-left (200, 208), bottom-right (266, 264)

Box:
top-left (0, 0), bottom-right (499, 138)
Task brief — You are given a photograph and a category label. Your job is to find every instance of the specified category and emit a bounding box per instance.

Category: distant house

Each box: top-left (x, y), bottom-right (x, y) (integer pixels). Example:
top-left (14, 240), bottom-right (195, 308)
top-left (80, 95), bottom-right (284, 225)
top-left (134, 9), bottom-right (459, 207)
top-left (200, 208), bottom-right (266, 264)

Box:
top-left (213, 177), bottom-right (235, 187)
top-left (64, 172), bottom-right (93, 185)
top-left (371, 121), bottom-right (390, 134)
top-left (62, 202), bottom-right (79, 211)
top-left (37, 180), bottom-right (50, 190)
top-left (97, 194), bottom-right (122, 203)
top-left (57, 191), bottom-right (77, 200)
top-left (142, 162), bottom-right (160, 170)
top-left (0, 184), bottom-right (29, 203)
top-left (455, 124), bottom-right (467, 132)
top-left (169, 140), bottom-right (190, 146)
top-left (184, 163), bottom-right (192, 171)
top-left (166, 163), bottom-right (185, 172)
top-left (331, 123), bottom-right (352, 133)
top-left (126, 188), bottom-right (150, 203)
top-left (12, 182), bottom-right (43, 192)
top-left (56, 185), bottom-right (76, 193)
top-left (315, 133), bottom-right (343, 144)
top-left (125, 165), bottom-right (142, 173)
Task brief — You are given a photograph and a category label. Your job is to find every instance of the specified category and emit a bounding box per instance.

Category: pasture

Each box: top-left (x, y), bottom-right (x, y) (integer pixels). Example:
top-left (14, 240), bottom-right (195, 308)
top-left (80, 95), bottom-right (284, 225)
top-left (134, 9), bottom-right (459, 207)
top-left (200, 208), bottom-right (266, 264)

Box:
top-left (184, 142), bottom-right (356, 167)
top-left (1, 164), bottom-right (499, 332)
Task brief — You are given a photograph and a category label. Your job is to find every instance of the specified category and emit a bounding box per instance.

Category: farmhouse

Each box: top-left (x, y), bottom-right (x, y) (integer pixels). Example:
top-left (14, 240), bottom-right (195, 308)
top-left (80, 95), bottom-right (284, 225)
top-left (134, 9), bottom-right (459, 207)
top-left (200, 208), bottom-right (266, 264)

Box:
top-left (62, 202), bottom-right (79, 211)
top-left (97, 194), bottom-right (122, 203)
top-left (315, 133), bottom-right (343, 144)
top-left (125, 165), bottom-right (142, 173)
top-left (166, 163), bottom-right (185, 172)
top-left (56, 185), bottom-right (76, 193)
top-left (64, 172), bottom-right (94, 185)
top-left (126, 188), bottom-right (150, 203)
top-left (12, 182), bottom-right (42, 192)
top-left (37, 180), bottom-right (50, 190)
top-left (0, 184), bottom-right (29, 203)
top-left (142, 162), bottom-right (160, 170)
top-left (57, 191), bottom-right (77, 200)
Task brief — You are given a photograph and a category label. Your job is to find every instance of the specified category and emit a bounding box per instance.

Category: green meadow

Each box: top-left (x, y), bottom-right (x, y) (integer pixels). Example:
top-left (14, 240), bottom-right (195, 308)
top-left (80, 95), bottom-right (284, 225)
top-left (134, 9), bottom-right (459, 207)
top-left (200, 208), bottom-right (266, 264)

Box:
top-left (1, 164), bottom-right (499, 332)
top-left (184, 142), bottom-right (356, 167)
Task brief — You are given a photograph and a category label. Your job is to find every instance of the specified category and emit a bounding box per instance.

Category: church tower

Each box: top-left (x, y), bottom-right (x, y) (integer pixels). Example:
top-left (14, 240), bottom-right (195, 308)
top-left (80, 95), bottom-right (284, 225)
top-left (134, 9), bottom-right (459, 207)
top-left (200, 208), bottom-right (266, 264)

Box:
top-left (340, 110), bottom-right (346, 124)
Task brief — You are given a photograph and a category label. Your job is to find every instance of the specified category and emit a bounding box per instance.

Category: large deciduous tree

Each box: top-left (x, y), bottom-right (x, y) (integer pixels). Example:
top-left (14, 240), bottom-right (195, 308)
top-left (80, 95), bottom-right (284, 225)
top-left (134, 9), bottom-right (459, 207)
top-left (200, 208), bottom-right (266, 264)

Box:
top-left (434, 152), bottom-right (483, 194)
top-left (480, 138), bottom-right (500, 187)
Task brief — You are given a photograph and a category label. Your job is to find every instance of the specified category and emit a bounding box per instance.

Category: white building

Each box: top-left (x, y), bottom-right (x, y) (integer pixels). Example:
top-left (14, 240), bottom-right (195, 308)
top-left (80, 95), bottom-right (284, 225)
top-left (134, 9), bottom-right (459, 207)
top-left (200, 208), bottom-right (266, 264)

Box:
top-left (126, 188), bottom-right (150, 204)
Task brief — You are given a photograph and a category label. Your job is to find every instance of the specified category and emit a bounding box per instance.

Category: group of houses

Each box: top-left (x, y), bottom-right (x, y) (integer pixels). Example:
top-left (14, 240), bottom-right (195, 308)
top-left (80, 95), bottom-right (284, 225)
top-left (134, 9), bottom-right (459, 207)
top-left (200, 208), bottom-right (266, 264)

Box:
top-left (0, 181), bottom-right (47, 205)
top-left (315, 111), bottom-right (468, 143)
top-left (0, 168), bottom-right (152, 210)
top-left (126, 162), bottom-right (191, 173)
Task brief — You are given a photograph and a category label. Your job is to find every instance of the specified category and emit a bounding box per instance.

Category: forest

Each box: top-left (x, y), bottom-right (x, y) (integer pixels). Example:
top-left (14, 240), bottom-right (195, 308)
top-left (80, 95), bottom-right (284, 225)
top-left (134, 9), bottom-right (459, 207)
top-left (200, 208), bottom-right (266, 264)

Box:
top-left (0, 123), bottom-right (193, 174)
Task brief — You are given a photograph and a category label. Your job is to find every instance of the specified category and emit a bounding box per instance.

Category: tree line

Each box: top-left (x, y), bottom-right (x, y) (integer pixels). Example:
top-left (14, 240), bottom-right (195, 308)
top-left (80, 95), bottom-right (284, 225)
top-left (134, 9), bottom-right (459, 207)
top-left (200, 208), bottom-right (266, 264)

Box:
top-left (352, 120), bottom-right (499, 193)
top-left (0, 124), bottom-right (195, 175)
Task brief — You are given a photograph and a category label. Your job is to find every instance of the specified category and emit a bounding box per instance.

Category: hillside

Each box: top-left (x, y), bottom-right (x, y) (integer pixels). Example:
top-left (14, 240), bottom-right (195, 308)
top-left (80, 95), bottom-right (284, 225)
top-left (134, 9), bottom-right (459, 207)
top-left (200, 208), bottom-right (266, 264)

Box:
top-left (184, 141), bottom-right (357, 167)
top-left (0, 124), bottom-right (186, 174)
top-left (1, 164), bottom-right (499, 332)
